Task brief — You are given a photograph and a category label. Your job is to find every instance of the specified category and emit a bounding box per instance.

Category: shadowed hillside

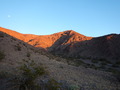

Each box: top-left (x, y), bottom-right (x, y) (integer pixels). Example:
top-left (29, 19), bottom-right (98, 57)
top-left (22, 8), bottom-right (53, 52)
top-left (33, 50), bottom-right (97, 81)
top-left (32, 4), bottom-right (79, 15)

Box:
top-left (49, 33), bottom-right (120, 61)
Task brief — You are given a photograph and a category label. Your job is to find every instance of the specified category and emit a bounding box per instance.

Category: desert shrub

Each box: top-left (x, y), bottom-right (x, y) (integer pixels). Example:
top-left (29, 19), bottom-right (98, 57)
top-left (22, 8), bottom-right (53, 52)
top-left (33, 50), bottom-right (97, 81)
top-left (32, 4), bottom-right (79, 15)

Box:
top-left (0, 71), bottom-right (10, 78)
top-left (109, 69), bottom-right (120, 83)
top-left (84, 63), bottom-right (99, 70)
top-left (91, 59), bottom-right (98, 63)
top-left (20, 59), bottom-right (46, 79)
top-left (115, 61), bottom-right (120, 65)
top-left (100, 62), bottom-right (107, 66)
top-left (26, 52), bottom-right (31, 57)
top-left (107, 68), bottom-right (119, 74)
top-left (86, 56), bottom-right (92, 59)
top-left (11, 37), bottom-right (16, 41)
top-left (114, 72), bottom-right (120, 82)
top-left (112, 64), bottom-right (119, 68)
top-left (98, 58), bottom-right (111, 63)
top-left (23, 43), bottom-right (26, 47)
top-left (75, 60), bottom-right (85, 67)
top-left (46, 78), bottom-right (62, 90)
top-left (0, 51), bottom-right (5, 61)
top-left (59, 65), bottom-right (64, 69)
top-left (98, 64), bottom-right (106, 70)
top-left (84, 63), bottom-right (91, 68)
top-left (10, 59), bottom-right (47, 90)
top-left (68, 85), bottom-right (80, 90)
top-left (99, 58), bottom-right (106, 61)
top-left (15, 44), bottom-right (21, 51)
top-left (89, 64), bottom-right (98, 70)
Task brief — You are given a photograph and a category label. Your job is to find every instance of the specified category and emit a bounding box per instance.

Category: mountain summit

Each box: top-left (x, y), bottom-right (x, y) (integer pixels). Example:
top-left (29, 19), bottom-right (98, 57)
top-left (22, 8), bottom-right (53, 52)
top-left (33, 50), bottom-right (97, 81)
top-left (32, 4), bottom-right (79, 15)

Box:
top-left (27, 30), bottom-right (92, 48)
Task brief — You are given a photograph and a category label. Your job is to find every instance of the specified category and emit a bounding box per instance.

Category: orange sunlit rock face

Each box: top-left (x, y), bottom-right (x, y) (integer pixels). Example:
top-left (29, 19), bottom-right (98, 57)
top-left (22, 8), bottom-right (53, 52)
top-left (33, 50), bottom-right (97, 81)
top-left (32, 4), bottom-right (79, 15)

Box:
top-left (106, 35), bottom-right (114, 40)
top-left (0, 27), bottom-right (92, 49)
top-left (27, 30), bottom-right (93, 48)
top-left (0, 27), bottom-right (37, 42)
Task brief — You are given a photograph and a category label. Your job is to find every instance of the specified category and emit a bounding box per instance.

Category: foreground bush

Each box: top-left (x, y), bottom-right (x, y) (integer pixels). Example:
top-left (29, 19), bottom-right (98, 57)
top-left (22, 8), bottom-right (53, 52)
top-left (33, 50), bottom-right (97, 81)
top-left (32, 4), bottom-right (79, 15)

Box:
top-left (10, 59), bottom-right (47, 90)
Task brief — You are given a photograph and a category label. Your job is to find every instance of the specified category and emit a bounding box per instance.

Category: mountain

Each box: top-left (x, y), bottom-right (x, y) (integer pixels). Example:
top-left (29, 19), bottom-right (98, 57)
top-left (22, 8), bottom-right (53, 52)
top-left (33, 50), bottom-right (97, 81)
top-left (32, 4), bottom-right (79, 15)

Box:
top-left (1, 27), bottom-right (120, 62)
top-left (49, 33), bottom-right (120, 61)
top-left (0, 27), bottom-right (120, 90)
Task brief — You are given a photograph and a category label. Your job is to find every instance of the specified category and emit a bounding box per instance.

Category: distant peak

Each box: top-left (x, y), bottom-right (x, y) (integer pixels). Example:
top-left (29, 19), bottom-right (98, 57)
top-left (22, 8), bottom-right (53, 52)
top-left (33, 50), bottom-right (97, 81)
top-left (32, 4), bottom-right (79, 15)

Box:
top-left (107, 33), bottom-right (117, 36)
top-left (62, 30), bottom-right (79, 35)
top-left (64, 30), bottom-right (75, 33)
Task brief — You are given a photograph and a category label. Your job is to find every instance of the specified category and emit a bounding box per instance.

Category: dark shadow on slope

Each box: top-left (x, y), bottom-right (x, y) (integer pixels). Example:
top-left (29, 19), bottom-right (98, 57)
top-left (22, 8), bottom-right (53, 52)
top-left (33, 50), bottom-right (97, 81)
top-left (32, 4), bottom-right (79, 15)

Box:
top-left (48, 33), bottom-right (120, 62)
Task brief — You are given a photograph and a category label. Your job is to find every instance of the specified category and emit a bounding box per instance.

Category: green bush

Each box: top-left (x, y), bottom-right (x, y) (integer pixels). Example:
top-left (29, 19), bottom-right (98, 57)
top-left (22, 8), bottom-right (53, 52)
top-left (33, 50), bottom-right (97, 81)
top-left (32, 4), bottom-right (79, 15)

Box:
top-left (10, 59), bottom-right (47, 90)
top-left (20, 59), bottom-right (46, 79)
top-left (46, 78), bottom-right (62, 90)
top-left (69, 85), bottom-right (80, 90)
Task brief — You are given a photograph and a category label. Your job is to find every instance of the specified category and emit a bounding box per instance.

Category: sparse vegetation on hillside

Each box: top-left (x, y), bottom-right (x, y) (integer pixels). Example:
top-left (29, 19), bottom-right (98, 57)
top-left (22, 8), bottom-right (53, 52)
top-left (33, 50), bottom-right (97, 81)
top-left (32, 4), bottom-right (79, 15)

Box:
top-left (0, 51), bottom-right (5, 61)
top-left (10, 59), bottom-right (47, 90)
top-left (45, 78), bottom-right (62, 90)
top-left (26, 52), bottom-right (31, 57)
top-left (0, 33), bottom-right (4, 37)
top-left (68, 85), bottom-right (80, 90)
top-left (0, 71), bottom-right (11, 78)
top-left (15, 44), bottom-right (21, 51)
top-left (11, 37), bottom-right (16, 41)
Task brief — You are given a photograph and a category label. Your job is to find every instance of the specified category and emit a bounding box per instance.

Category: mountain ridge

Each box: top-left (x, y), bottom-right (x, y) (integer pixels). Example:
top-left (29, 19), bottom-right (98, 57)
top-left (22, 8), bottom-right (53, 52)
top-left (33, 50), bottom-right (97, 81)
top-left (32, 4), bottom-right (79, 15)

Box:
top-left (0, 27), bottom-right (92, 48)
top-left (0, 27), bottom-right (120, 61)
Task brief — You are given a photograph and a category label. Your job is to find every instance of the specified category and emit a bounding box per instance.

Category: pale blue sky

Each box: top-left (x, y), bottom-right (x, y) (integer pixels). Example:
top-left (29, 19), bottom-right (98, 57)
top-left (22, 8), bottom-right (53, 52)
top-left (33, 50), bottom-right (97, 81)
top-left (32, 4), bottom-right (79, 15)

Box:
top-left (0, 0), bottom-right (120, 37)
